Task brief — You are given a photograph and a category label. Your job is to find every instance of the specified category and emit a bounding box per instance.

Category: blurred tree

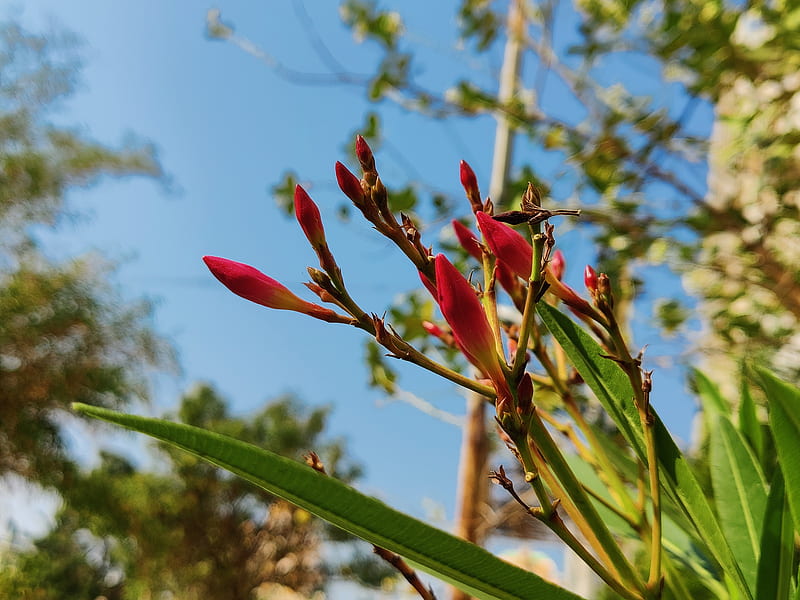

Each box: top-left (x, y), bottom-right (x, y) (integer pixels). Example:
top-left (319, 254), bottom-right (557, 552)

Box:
top-left (0, 385), bottom-right (380, 600)
top-left (0, 19), bottom-right (172, 486)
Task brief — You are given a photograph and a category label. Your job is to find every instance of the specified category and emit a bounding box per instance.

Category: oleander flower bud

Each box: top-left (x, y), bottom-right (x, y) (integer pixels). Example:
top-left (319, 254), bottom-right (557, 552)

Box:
top-left (203, 256), bottom-right (351, 324)
top-left (459, 160), bottom-right (483, 213)
top-left (294, 185), bottom-right (326, 249)
top-left (550, 250), bottom-right (565, 281)
top-left (584, 265), bottom-right (598, 294)
top-left (335, 161), bottom-right (365, 206)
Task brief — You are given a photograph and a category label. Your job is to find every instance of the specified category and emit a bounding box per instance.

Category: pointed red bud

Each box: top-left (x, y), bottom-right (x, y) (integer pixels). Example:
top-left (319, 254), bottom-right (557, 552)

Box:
top-left (335, 161), bottom-right (365, 206)
top-left (203, 256), bottom-right (350, 323)
top-left (451, 220), bottom-right (483, 261)
top-left (294, 185), bottom-right (326, 248)
top-left (545, 270), bottom-right (595, 317)
top-left (422, 320), bottom-right (455, 346)
top-left (434, 255), bottom-right (509, 397)
top-left (459, 160), bottom-right (482, 212)
top-left (550, 250), bottom-right (565, 281)
top-left (584, 265), bottom-right (598, 293)
top-left (422, 320), bottom-right (445, 338)
top-left (355, 135), bottom-right (375, 172)
top-left (475, 211), bottom-right (533, 279)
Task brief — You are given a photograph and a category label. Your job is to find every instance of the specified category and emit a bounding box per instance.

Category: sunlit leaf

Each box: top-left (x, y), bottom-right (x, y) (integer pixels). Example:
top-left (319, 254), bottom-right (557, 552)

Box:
top-left (709, 415), bottom-right (767, 592)
top-left (755, 470), bottom-right (793, 600)
top-left (73, 403), bottom-right (585, 600)
top-left (538, 303), bottom-right (752, 599)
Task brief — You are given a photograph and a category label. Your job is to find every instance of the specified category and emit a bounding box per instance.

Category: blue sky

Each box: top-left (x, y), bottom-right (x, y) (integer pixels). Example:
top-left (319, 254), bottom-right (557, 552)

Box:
top-left (10, 0), bottom-right (703, 552)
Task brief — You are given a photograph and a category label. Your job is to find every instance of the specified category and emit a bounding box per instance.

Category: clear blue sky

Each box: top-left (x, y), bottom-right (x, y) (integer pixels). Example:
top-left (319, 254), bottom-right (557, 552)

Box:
top-left (12, 0), bottom-right (703, 544)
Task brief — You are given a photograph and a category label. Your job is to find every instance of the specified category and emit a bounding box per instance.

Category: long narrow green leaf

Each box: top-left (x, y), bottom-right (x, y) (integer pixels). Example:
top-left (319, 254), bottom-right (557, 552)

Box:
top-left (738, 366), bottom-right (764, 462)
top-left (538, 303), bottom-right (645, 461)
top-left (651, 417), bottom-right (751, 599)
top-left (590, 423), bottom-right (696, 536)
top-left (568, 452), bottom-right (728, 599)
top-left (755, 368), bottom-right (800, 533)
top-left (692, 369), bottom-right (730, 418)
top-left (73, 403), bottom-right (584, 600)
top-left (539, 303), bottom-right (752, 600)
top-left (709, 415), bottom-right (767, 592)
top-left (756, 470), bottom-right (793, 600)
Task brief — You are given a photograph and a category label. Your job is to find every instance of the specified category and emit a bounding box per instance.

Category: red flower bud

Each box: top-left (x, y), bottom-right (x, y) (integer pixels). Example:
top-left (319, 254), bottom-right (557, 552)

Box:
top-left (459, 160), bottom-right (482, 212)
top-left (451, 220), bottom-right (483, 261)
top-left (422, 320), bottom-right (445, 338)
top-left (475, 211), bottom-right (533, 279)
top-left (584, 265), bottom-right (598, 293)
top-left (422, 320), bottom-right (455, 347)
top-left (434, 255), bottom-right (509, 398)
top-left (516, 372), bottom-right (534, 418)
top-left (545, 270), bottom-right (595, 317)
top-left (355, 135), bottom-right (375, 172)
top-left (203, 256), bottom-right (351, 324)
top-left (550, 249), bottom-right (565, 281)
top-left (294, 185), bottom-right (326, 248)
top-left (335, 161), bottom-right (365, 206)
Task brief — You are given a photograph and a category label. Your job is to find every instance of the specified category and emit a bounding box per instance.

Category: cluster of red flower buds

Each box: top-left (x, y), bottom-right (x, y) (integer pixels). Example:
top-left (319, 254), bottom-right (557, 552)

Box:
top-left (202, 138), bottom-right (612, 439)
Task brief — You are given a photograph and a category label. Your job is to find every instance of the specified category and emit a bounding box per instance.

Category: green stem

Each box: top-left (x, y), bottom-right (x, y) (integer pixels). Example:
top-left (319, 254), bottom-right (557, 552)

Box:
top-left (516, 442), bottom-right (555, 516)
top-left (535, 346), bottom-right (640, 521)
top-left (526, 408), bottom-right (648, 595)
top-left (479, 251), bottom-right (507, 368)
top-left (510, 233), bottom-right (545, 384)
top-left (606, 321), bottom-right (662, 596)
top-left (643, 412), bottom-right (662, 592)
top-left (610, 336), bottom-right (660, 587)
top-left (392, 339), bottom-right (497, 399)
top-left (582, 484), bottom-right (641, 532)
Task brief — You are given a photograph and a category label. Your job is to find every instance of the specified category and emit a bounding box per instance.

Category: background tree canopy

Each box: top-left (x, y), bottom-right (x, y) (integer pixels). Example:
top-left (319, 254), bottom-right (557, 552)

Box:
top-left (0, 16), bottom-right (381, 599)
top-left (0, 20), bottom-right (170, 487)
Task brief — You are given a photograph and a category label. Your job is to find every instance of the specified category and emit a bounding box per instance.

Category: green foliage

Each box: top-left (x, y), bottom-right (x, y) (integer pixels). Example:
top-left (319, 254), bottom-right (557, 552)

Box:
top-left (3, 385), bottom-right (367, 599)
top-left (709, 416), bottom-right (767, 591)
top-left (0, 22), bottom-right (163, 235)
top-left (0, 511), bottom-right (122, 600)
top-left (0, 20), bottom-right (171, 486)
top-left (539, 303), bottom-right (753, 599)
top-left (74, 401), bottom-right (585, 600)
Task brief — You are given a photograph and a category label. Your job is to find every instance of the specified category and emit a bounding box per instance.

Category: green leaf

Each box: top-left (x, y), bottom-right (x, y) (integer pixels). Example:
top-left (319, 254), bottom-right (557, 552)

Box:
top-left (692, 369), bottom-right (730, 444)
top-left (651, 417), bottom-right (752, 599)
top-left (755, 367), bottom-right (800, 533)
top-left (709, 415), bottom-right (767, 592)
top-left (73, 403), bottom-right (585, 600)
top-left (538, 303), bottom-right (752, 600)
top-left (537, 303), bottom-right (645, 461)
top-left (756, 470), bottom-right (793, 600)
top-left (738, 366), bottom-right (764, 462)
top-left (567, 451), bottom-right (727, 600)
top-left (692, 368), bottom-right (730, 417)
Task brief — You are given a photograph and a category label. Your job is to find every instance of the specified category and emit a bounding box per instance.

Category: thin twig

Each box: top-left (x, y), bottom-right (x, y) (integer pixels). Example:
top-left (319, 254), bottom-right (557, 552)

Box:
top-left (305, 452), bottom-right (437, 600)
